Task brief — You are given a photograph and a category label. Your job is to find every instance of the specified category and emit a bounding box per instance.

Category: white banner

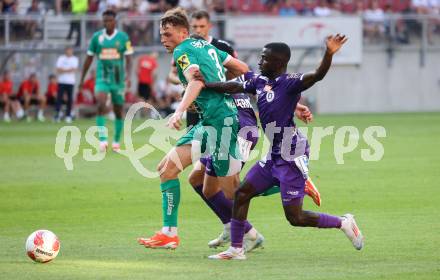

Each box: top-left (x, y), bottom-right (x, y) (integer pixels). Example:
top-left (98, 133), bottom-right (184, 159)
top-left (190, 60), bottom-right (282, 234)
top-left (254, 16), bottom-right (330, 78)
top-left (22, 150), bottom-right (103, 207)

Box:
top-left (225, 16), bottom-right (362, 64)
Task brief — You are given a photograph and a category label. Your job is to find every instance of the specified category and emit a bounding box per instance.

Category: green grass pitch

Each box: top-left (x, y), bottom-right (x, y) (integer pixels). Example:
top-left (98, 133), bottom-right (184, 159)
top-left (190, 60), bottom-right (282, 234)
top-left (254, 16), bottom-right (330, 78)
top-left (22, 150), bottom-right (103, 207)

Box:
top-left (1, 112), bottom-right (439, 280)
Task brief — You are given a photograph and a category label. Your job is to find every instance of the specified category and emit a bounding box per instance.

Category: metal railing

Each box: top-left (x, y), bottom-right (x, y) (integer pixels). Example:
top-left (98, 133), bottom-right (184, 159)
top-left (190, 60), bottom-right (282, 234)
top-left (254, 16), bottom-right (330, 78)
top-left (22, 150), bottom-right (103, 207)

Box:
top-left (1, 13), bottom-right (439, 62)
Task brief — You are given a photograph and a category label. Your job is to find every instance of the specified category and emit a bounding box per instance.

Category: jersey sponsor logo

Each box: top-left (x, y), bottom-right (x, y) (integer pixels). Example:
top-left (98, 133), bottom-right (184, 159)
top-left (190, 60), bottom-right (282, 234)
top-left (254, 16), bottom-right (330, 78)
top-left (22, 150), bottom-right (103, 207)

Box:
top-left (287, 190), bottom-right (299, 196)
top-left (176, 54), bottom-right (190, 71)
top-left (99, 48), bottom-right (121, 60)
top-left (126, 41), bottom-right (133, 53)
top-left (288, 73), bottom-right (302, 80)
top-left (191, 40), bottom-right (209, 48)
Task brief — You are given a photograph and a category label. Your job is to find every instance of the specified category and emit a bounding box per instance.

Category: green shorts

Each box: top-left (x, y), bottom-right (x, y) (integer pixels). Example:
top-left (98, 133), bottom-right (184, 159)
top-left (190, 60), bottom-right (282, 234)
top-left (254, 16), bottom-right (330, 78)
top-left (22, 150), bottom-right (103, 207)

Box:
top-left (95, 82), bottom-right (125, 105)
top-left (176, 116), bottom-right (241, 177)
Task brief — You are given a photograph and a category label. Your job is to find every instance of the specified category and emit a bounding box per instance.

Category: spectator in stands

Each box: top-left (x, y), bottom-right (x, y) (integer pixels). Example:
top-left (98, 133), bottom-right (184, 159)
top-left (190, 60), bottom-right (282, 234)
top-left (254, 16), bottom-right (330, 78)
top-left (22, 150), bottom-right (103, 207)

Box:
top-left (302, 0), bottom-right (317, 15)
top-left (180, 0), bottom-right (204, 13)
top-left (279, 0), bottom-right (299, 16)
top-left (137, 52), bottom-right (158, 107)
top-left (66, 0), bottom-right (88, 47)
top-left (0, 71), bottom-right (13, 122)
top-left (1, 0), bottom-right (17, 14)
top-left (313, 0), bottom-right (339, 17)
top-left (55, 46), bottom-right (78, 123)
top-left (17, 73), bottom-right (46, 122)
top-left (46, 74), bottom-right (58, 108)
top-left (25, 0), bottom-right (44, 39)
top-left (364, 0), bottom-right (385, 42)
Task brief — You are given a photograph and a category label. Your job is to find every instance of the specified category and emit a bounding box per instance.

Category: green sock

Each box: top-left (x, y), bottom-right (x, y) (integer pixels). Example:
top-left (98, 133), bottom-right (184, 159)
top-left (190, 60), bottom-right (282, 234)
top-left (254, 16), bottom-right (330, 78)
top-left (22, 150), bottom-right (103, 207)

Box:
top-left (160, 179), bottom-right (180, 227)
top-left (96, 115), bottom-right (107, 142)
top-left (114, 118), bottom-right (123, 143)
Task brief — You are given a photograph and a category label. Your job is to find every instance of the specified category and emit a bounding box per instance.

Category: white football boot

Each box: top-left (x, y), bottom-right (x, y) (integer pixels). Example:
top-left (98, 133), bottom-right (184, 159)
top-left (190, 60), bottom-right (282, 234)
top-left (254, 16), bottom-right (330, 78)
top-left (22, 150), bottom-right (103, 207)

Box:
top-left (340, 214), bottom-right (364, 250)
top-left (243, 231), bottom-right (265, 253)
top-left (208, 246), bottom-right (246, 260)
top-left (208, 229), bottom-right (230, 248)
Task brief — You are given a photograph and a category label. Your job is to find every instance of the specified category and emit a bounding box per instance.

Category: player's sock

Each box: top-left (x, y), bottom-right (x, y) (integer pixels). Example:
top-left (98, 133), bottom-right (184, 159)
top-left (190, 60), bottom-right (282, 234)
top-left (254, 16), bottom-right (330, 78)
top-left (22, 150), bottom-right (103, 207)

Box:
top-left (96, 115), bottom-right (107, 142)
top-left (193, 185), bottom-right (227, 224)
top-left (317, 213), bottom-right (342, 228)
top-left (160, 179), bottom-right (180, 236)
top-left (230, 218), bottom-right (246, 248)
top-left (161, 226), bottom-right (178, 237)
top-left (207, 190), bottom-right (234, 225)
top-left (114, 118), bottom-right (123, 143)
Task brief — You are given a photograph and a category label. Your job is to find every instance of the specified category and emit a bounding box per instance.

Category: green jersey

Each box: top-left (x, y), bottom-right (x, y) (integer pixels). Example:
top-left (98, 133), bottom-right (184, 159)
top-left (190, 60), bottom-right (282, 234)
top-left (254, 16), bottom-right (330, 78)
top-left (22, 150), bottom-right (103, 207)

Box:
top-left (87, 29), bottom-right (133, 86)
top-left (173, 38), bottom-right (237, 124)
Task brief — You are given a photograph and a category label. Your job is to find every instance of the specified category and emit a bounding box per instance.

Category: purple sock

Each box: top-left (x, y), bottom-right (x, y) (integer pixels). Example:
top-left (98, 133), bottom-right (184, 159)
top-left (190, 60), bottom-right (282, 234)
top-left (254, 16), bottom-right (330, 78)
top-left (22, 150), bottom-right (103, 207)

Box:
top-left (193, 185), bottom-right (228, 224)
top-left (231, 219), bottom-right (246, 248)
top-left (207, 190), bottom-right (233, 225)
top-left (244, 220), bottom-right (252, 233)
top-left (317, 213), bottom-right (342, 228)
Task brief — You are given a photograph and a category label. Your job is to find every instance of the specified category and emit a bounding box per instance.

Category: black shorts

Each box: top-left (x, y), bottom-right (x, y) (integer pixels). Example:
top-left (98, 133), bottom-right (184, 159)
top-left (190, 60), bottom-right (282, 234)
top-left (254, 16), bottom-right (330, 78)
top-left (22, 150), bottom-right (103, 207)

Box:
top-left (138, 83), bottom-right (153, 100)
top-left (19, 95), bottom-right (40, 105)
top-left (47, 95), bottom-right (56, 106)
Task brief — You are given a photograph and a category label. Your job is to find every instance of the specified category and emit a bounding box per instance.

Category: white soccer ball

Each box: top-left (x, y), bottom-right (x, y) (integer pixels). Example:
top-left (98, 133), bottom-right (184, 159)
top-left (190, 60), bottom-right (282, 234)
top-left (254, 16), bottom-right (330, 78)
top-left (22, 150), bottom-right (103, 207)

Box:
top-left (25, 230), bottom-right (60, 263)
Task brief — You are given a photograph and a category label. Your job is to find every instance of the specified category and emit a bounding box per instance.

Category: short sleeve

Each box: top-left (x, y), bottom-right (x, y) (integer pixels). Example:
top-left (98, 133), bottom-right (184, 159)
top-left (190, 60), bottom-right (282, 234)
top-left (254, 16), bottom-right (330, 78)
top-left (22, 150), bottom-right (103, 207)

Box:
top-left (87, 34), bottom-right (98, 56)
top-left (216, 49), bottom-right (232, 66)
top-left (285, 73), bottom-right (305, 93)
top-left (173, 46), bottom-right (199, 75)
top-left (243, 71), bottom-right (257, 95)
top-left (73, 57), bottom-right (79, 68)
top-left (123, 33), bottom-right (134, 55)
top-left (55, 57), bottom-right (63, 68)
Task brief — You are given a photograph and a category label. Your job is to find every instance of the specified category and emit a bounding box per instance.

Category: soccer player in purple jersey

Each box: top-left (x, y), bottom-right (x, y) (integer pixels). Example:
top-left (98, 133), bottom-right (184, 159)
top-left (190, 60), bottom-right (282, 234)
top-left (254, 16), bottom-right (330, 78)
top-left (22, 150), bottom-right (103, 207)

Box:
top-left (201, 34), bottom-right (364, 260)
top-left (188, 75), bottom-right (321, 251)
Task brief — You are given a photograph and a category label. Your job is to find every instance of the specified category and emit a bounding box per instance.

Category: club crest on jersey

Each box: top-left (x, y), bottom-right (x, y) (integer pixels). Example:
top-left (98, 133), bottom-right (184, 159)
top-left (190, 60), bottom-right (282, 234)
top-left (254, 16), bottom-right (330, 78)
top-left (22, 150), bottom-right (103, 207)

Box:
top-left (264, 85), bottom-right (275, 102)
top-left (177, 54), bottom-right (190, 71)
top-left (98, 35), bottom-right (104, 44)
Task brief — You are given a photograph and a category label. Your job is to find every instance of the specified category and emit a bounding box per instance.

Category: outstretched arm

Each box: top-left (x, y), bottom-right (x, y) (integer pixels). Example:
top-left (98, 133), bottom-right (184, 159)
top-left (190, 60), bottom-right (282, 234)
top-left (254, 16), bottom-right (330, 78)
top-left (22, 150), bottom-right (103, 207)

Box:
top-left (193, 69), bottom-right (244, 94)
top-left (301, 34), bottom-right (347, 91)
top-left (205, 80), bottom-right (244, 94)
top-left (223, 57), bottom-right (249, 80)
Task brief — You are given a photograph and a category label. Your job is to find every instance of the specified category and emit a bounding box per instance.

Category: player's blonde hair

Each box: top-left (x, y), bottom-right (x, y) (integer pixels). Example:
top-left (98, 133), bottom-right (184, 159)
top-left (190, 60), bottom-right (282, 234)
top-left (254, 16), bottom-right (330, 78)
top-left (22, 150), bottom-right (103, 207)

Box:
top-left (160, 7), bottom-right (190, 31)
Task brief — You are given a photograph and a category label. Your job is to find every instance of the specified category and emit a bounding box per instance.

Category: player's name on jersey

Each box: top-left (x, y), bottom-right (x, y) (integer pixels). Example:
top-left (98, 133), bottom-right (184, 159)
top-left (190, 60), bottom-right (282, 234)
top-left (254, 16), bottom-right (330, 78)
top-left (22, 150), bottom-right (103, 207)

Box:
top-left (234, 98), bottom-right (253, 109)
top-left (99, 48), bottom-right (121, 60)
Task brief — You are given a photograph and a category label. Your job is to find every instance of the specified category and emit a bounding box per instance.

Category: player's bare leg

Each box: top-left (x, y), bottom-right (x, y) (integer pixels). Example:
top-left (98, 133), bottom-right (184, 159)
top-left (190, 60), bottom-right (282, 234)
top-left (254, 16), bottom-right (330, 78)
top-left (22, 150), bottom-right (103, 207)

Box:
top-left (23, 93), bottom-right (31, 121)
top-left (283, 199), bottom-right (364, 250)
top-left (139, 145), bottom-right (194, 249)
top-left (112, 103), bottom-right (124, 152)
top-left (1, 95), bottom-right (10, 122)
top-left (37, 95), bottom-right (46, 122)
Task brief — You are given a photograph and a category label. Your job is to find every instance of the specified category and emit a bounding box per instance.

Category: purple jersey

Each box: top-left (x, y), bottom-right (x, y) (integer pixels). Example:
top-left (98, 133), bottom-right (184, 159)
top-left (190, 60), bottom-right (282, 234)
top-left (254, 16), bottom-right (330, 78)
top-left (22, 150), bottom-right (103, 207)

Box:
top-left (243, 71), bottom-right (304, 155)
top-left (233, 93), bottom-right (258, 129)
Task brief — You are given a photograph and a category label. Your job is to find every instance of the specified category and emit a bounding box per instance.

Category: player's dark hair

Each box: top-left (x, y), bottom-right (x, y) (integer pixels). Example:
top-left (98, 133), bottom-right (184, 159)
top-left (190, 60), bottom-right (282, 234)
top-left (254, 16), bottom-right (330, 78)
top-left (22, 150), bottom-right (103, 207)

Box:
top-left (103, 9), bottom-right (117, 18)
top-left (191, 10), bottom-right (210, 21)
top-left (161, 7), bottom-right (190, 31)
top-left (264, 42), bottom-right (291, 62)
top-left (49, 74), bottom-right (56, 79)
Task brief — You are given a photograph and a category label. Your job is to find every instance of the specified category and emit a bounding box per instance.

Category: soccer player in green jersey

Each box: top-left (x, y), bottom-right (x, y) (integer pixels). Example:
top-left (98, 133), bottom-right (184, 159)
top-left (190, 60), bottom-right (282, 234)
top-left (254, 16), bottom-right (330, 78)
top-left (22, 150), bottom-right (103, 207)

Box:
top-left (79, 9), bottom-right (133, 152)
top-left (137, 8), bottom-right (253, 249)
